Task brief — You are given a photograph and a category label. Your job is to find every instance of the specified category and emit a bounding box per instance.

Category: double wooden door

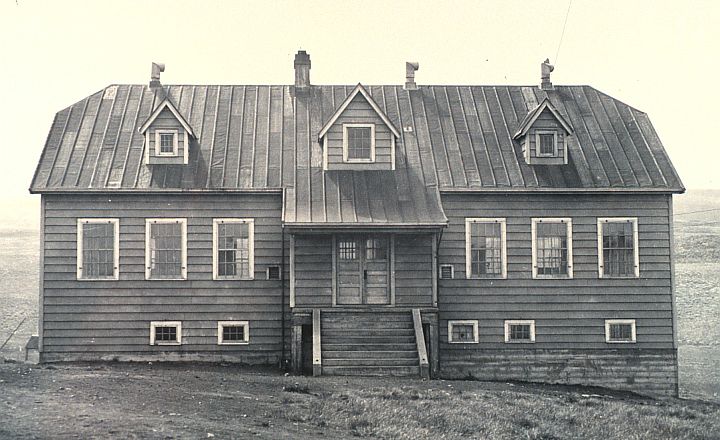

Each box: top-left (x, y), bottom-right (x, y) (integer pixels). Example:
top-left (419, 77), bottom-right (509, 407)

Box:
top-left (336, 235), bottom-right (390, 305)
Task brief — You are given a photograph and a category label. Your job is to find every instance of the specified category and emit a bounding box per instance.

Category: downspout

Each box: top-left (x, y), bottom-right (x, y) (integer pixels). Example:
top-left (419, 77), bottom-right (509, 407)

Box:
top-left (281, 226), bottom-right (286, 369)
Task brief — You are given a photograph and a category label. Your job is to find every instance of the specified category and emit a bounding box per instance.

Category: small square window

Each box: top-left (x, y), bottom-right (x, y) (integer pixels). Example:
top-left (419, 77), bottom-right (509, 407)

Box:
top-left (218, 321), bottom-right (249, 345)
top-left (605, 319), bottom-right (636, 343)
top-left (150, 321), bottom-right (182, 345)
top-left (448, 320), bottom-right (479, 343)
top-left (344, 124), bottom-right (375, 162)
top-left (440, 265), bottom-right (454, 279)
top-left (155, 130), bottom-right (178, 156)
top-left (504, 320), bottom-right (536, 343)
top-left (267, 266), bottom-right (281, 280)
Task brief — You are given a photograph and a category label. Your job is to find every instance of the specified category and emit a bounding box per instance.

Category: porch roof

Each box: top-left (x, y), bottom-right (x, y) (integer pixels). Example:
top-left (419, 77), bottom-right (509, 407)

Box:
top-left (282, 170), bottom-right (448, 228)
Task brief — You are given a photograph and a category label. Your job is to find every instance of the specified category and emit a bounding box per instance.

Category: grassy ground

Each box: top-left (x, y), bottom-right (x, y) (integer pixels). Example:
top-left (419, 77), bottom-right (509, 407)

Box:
top-left (0, 362), bottom-right (718, 440)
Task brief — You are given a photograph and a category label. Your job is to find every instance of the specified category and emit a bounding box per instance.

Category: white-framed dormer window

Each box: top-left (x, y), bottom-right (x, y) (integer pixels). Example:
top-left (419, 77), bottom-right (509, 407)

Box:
top-left (217, 321), bottom-right (250, 345)
top-left (150, 321), bottom-right (182, 345)
top-left (465, 218), bottom-right (507, 279)
top-left (212, 219), bottom-right (254, 280)
top-left (531, 218), bottom-right (573, 279)
top-left (448, 320), bottom-right (479, 343)
top-left (343, 123), bottom-right (375, 162)
top-left (535, 130), bottom-right (558, 157)
top-left (504, 320), bottom-right (536, 343)
top-left (155, 129), bottom-right (179, 156)
top-left (605, 319), bottom-right (636, 343)
top-left (77, 218), bottom-right (119, 280)
top-left (598, 218), bottom-right (639, 278)
top-left (145, 218), bottom-right (187, 280)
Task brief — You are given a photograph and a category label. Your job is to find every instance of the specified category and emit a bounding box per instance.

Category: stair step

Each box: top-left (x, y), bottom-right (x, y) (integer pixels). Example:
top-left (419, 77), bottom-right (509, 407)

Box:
top-left (321, 328), bottom-right (415, 336)
top-left (322, 336), bottom-right (416, 344)
top-left (323, 343), bottom-right (417, 351)
top-left (323, 358), bottom-right (419, 367)
top-left (322, 350), bottom-right (418, 359)
top-left (322, 366), bottom-right (420, 377)
top-left (321, 321), bottom-right (414, 330)
top-left (321, 315), bottom-right (412, 322)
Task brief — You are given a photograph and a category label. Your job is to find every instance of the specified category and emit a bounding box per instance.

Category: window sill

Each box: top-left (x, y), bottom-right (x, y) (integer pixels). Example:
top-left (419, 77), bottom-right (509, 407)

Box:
top-left (343, 159), bottom-right (375, 163)
top-left (214, 277), bottom-right (255, 281)
top-left (504, 340), bottom-right (536, 344)
top-left (152, 342), bottom-right (181, 346)
top-left (533, 275), bottom-right (573, 280)
top-left (146, 277), bottom-right (187, 281)
top-left (605, 340), bottom-right (636, 344)
top-left (448, 340), bottom-right (479, 344)
top-left (466, 275), bottom-right (506, 280)
top-left (599, 275), bottom-right (640, 279)
top-left (218, 341), bottom-right (250, 346)
top-left (77, 277), bottom-right (119, 281)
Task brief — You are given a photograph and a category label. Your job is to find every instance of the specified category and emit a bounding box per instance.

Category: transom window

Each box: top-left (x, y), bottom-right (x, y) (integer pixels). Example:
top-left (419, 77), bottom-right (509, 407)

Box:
top-left (213, 219), bottom-right (254, 280)
top-left (504, 320), bottom-right (536, 343)
top-left (150, 321), bottom-right (181, 345)
top-left (532, 218), bottom-right (573, 278)
top-left (155, 130), bottom-right (178, 156)
top-left (217, 321), bottom-right (250, 345)
top-left (465, 218), bottom-right (507, 278)
top-left (605, 319), bottom-right (636, 343)
top-left (448, 320), bottom-right (479, 343)
top-left (344, 124), bottom-right (375, 162)
top-left (146, 219), bottom-right (187, 280)
top-left (598, 218), bottom-right (639, 278)
top-left (537, 132), bottom-right (557, 156)
top-left (77, 219), bottom-right (119, 280)
top-left (339, 240), bottom-right (357, 260)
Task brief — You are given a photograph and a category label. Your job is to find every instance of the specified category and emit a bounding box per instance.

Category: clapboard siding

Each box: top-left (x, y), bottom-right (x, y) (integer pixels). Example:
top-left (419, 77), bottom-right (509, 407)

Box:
top-left (41, 193), bottom-right (288, 363)
top-left (395, 234), bottom-right (434, 306)
top-left (437, 192), bottom-right (674, 351)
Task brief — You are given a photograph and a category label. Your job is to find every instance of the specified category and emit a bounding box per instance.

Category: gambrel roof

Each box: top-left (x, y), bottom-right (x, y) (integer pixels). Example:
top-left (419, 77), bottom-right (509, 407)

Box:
top-left (30, 84), bottom-right (684, 199)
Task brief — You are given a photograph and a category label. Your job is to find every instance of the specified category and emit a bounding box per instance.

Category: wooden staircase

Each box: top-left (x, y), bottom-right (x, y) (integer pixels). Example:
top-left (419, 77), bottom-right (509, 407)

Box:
top-left (319, 310), bottom-right (422, 377)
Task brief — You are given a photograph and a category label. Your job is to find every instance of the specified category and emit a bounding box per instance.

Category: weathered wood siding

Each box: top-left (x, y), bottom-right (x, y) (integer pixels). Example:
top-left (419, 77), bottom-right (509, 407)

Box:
top-left (324, 94), bottom-right (394, 171)
top-left (41, 193), bottom-right (287, 363)
top-left (438, 192), bottom-right (673, 350)
top-left (292, 233), bottom-right (433, 308)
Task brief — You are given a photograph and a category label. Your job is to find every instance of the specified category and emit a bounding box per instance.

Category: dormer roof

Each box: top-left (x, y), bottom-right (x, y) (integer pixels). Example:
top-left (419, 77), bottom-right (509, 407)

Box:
top-left (139, 96), bottom-right (196, 137)
top-left (318, 83), bottom-right (400, 141)
top-left (513, 98), bottom-right (573, 139)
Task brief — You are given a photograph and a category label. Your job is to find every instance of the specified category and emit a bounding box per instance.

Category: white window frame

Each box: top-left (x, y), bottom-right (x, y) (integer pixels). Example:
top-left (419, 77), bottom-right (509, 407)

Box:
top-left (212, 219), bottom-right (255, 280)
top-left (217, 321), bottom-right (250, 345)
top-left (150, 321), bottom-right (182, 345)
top-left (155, 129), bottom-right (179, 156)
top-left (76, 218), bottom-right (120, 281)
top-left (531, 218), bottom-right (573, 279)
top-left (342, 123), bottom-right (376, 163)
top-left (535, 130), bottom-right (558, 157)
top-left (597, 217), bottom-right (640, 278)
top-left (439, 264), bottom-right (454, 280)
top-left (145, 218), bottom-right (187, 280)
top-left (504, 320), bottom-right (536, 343)
top-left (605, 319), bottom-right (637, 343)
top-left (465, 218), bottom-right (507, 279)
top-left (447, 320), bottom-right (479, 344)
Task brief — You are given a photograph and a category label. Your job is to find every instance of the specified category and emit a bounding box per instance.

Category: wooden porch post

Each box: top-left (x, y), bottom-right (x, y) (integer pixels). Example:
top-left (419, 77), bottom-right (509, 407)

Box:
top-left (290, 324), bottom-right (302, 374)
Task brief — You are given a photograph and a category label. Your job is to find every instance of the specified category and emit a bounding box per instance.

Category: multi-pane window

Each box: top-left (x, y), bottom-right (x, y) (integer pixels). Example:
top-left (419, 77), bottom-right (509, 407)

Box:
top-left (155, 130), bottom-right (177, 155)
top-left (532, 218), bottom-right (573, 278)
top-left (605, 319), bottom-right (636, 343)
top-left (146, 219), bottom-right (187, 280)
top-left (598, 218), bottom-right (639, 278)
top-left (344, 124), bottom-right (374, 161)
top-left (465, 218), bottom-right (506, 278)
top-left (504, 320), bottom-right (536, 343)
top-left (339, 240), bottom-right (357, 260)
top-left (213, 219), bottom-right (254, 280)
top-left (448, 320), bottom-right (479, 343)
top-left (150, 321), bottom-right (182, 345)
top-left (217, 321), bottom-right (250, 345)
top-left (77, 219), bottom-right (119, 280)
top-left (365, 238), bottom-right (387, 260)
top-left (537, 132), bottom-right (556, 156)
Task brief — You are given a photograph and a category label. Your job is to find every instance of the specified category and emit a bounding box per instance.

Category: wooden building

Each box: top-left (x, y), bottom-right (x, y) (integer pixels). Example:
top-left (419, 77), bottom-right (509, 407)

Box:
top-left (29, 52), bottom-right (684, 397)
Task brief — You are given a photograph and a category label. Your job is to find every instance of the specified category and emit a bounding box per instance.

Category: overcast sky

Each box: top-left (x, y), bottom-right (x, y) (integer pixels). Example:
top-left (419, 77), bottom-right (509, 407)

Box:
top-left (1, 0), bottom-right (718, 207)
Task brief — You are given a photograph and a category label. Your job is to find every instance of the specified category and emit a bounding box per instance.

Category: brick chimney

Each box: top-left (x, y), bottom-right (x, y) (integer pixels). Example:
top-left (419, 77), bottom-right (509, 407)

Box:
top-left (541, 58), bottom-right (554, 91)
top-left (405, 62), bottom-right (419, 90)
top-left (294, 50), bottom-right (311, 89)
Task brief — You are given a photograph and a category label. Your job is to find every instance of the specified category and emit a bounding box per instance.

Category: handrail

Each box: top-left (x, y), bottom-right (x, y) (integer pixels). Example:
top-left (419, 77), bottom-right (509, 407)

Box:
top-left (412, 309), bottom-right (430, 379)
top-left (312, 309), bottom-right (322, 376)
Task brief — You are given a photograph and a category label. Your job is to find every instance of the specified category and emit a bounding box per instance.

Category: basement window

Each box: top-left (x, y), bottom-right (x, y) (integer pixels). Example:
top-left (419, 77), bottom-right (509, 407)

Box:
top-left (448, 320), bottom-right (479, 344)
top-left (218, 321), bottom-right (250, 345)
top-left (155, 130), bottom-right (179, 156)
top-left (267, 266), bottom-right (281, 280)
top-left (532, 218), bottom-right (573, 279)
top-left (598, 218), bottom-right (639, 278)
top-left (343, 124), bottom-right (375, 162)
top-left (504, 320), bottom-right (536, 343)
top-left (150, 321), bottom-right (182, 345)
top-left (77, 218), bottom-right (119, 280)
top-left (439, 265), bottom-right (454, 280)
top-left (605, 319), bottom-right (636, 343)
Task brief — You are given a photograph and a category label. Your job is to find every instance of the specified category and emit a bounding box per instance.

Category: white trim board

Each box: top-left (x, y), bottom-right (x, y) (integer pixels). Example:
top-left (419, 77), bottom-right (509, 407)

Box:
top-left (504, 320), bottom-right (536, 343)
top-left (447, 320), bottom-right (479, 343)
top-left (217, 321), bottom-right (250, 345)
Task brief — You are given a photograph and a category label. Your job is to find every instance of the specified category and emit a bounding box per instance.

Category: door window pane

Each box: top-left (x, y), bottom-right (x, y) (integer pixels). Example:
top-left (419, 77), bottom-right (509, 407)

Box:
top-left (366, 238), bottom-right (387, 260)
top-left (339, 240), bottom-right (357, 260)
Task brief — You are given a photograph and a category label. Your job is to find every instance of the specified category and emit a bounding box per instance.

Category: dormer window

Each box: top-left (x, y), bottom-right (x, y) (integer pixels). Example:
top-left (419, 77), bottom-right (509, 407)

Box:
top-left (344, 124), bottom-right (375, 162)
top-left (513, 98), bottom-right (573, 166)
top-left (536, 131), bottom-right (557, 157)
top-left (156, 130), bottom-right (179, 156)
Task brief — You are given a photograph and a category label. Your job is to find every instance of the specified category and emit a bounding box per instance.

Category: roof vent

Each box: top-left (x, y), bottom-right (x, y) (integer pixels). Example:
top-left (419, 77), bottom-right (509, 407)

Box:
top-left (294, 50), bottom-right (311, 88)
top-left (405, 62), bottom-right (419, 90)
top-left (150, 62), bottom-right (165, 89)
top-left (541, 59), bottom-right (554, 91)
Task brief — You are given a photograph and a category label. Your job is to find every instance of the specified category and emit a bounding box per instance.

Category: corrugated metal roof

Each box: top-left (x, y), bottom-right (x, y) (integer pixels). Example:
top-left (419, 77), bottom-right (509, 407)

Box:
top-left (30, 84), bottom-right (684, 224)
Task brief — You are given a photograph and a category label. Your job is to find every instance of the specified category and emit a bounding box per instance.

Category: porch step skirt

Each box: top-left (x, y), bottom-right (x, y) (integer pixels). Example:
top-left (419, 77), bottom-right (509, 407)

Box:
top-left (320, 311), bottom-right (420, 377)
